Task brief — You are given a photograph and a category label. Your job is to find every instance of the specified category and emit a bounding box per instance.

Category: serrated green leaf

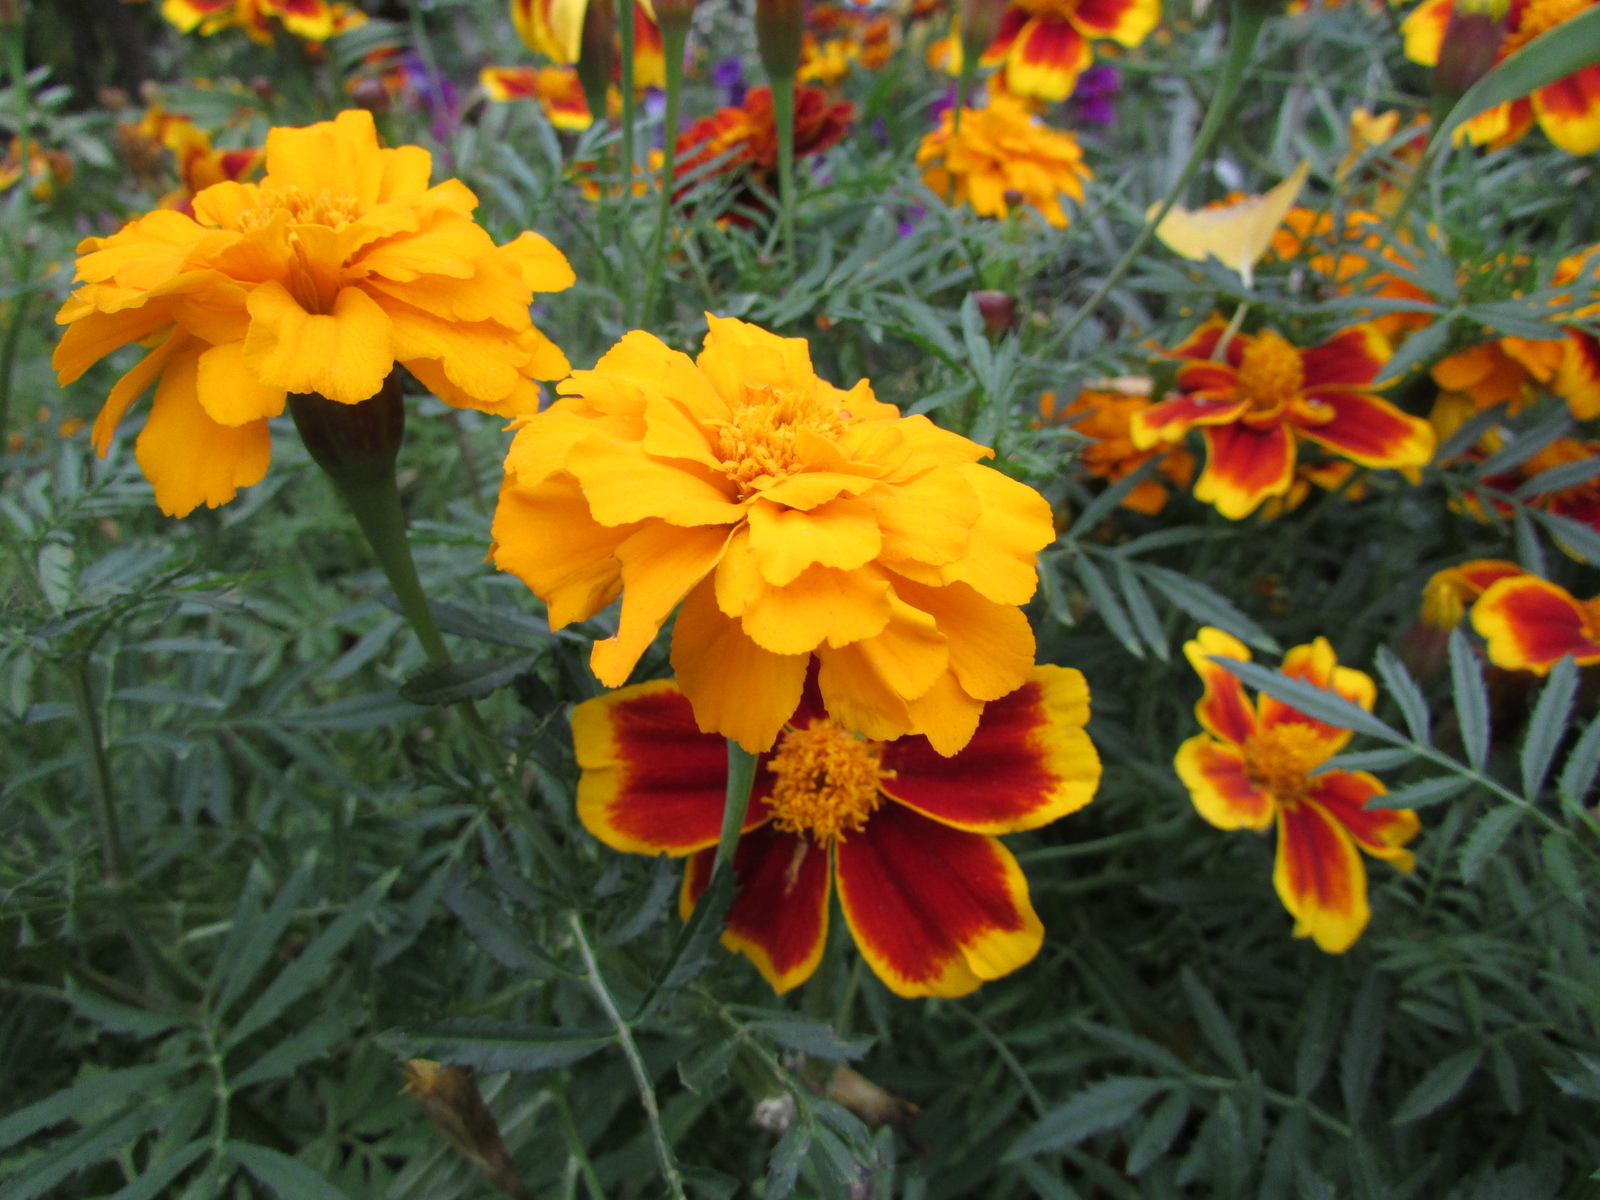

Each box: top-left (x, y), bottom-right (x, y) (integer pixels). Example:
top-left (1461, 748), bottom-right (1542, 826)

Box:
top-left (1374, 645), bottom-right (1430, 744)
top-left (381, 1021), bottom-right (612, 1071)
top-left (1073, 556), bottom-right (1144, 660)
top-left (63, 980), bottom-right (182, 1037)
top-left (400, 653), bottom-right (541, 706)
top-left (101, 1140), bottom-right (209, 1200)
top-left (751, 1017), bottom-right (873, 1062)
top-left (1559, 711), bottom-right (1600, 812)
top-left (1374, 776), bottom-right (1471, 810)
top-left (1522, 656), bottom-right (1578, 799)
top-left (679, 1039), bottom-right (739, 1093)
top-left (1006, 1077), bottom-right (1171, 1159)
top-left (0, 1061), bottom-right (194, 1152)
top-left (1113, 559), bottom-right (1169, 662)
top-left (1124, 1090), bottom-right (1188, 1175)
top-left (1390, 1047), bottom-right (1482, 1125)
top-left (229, 1007), bottom-right (355, 1090)
top-left (1460, 806), bottom-right (1523, 884)
top-left (1448, 629), bottom-right (1491, 772)
top-left (213, 854), bottom-right (316, 1016)
top-left (1181, 967), bottom-right (1248, 1077)
top-left (765, 1116), bottom-right (812, 1200)
top-left (1340, 975), bottom-right (1388, 1124)
top-left (1542, 833), bottom-right (1584, 905)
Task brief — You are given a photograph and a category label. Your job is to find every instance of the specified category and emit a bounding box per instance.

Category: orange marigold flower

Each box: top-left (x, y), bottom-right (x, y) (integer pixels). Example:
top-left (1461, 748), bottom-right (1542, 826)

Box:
top-left (1403, 0), bottom-right (1600, 154)
top-left (53, 109), bottom-right (575, 518)
top-left (1548, 243), bottom-right (1600, 419)
top-left (1471, 574), bottom-right (1600, 672)
top-left (511, 0), bottom-right (666, 89)
top-left (799, 30), bottom-right (861, 84)
top-left (162, 0), bottom-right (366, 44)
top-left (480, 65), bottom-right (594, 129)
top-left (1176, 628), bottom-right (1421, 953)
top-left (976, 0), bottom-right (1158, 101)
top-left (0, 138), bottom-right (73, 202)
top-left (1130, 318), bottom-right (1436, 520)
top-left (490, 316), bottom-right (1057, 755)
top-left (916, 96), bottom-right (1091, 228)
top-left (1420, 558), bottom-right (1527, 628)
top-left (677, 85), bottom-right (854, 184)
top-left (574, 666), bottom-right (1100, 995)
top-left (1430, 337), bottom-right (1565, 416)
top-left (1040, 382), bottom-right (1195, 515)
top-left (1270, 207), bottom-right (1433, 342)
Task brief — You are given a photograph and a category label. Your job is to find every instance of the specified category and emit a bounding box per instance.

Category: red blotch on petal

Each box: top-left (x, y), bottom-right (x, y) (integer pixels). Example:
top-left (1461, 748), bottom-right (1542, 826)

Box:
top-left (1274, 798), bottom-right (1369, 954)
top-left (1294, 389), bottom-right (1433, 469)
top-left (1307, 770), bottom-right (1420, 869)
top-left (1299, 326), bottom-right (1386, 389)
top-left (1195, 423), bottom-right (1296, 519)
top-left (1472, 575), bottom-right (1600, 673)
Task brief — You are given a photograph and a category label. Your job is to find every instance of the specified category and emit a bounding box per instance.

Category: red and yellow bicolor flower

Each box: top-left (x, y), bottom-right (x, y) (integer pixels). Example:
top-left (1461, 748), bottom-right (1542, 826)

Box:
top-left (511, 0), bottom-right (666, 90)
top-left (1471, 575), bottom-right (1600, 673)
top-left (979, 0), bottom-right (1160, 103)
top-left (480, 66), bottom-right (594, 129)
top-left (1129, 319), bottom-right (1436, 520)
top-left (1403, 0), bottom-right (1600, 154)
top-left (573, 667), bottom-right (1101, 997)
top-left (1176, 629), bottom-right (1421, 954)
top-left (1420, 559), bottom-right (1527, 628)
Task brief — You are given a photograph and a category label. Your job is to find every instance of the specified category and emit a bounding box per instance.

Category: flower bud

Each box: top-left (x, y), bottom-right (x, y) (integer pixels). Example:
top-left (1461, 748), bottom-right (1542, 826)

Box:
top-left (287, 370), bottom-right (405, 491)
top-left (1431, 0), bottom-right (1508, 119)
top-left (826, 1067), bottom-right (921, 1131)
top-left (972, 289), bottom-right (1016, 334)
top-left (957, 0), bottom-right (1005, 65)
top-left (655, 0), bottom-right (698, 35)
top-left (402, 1061), bottom-right (529, 1199)
top-left (755, 0), bottom-right (805, 83)
top-left (0, 0), bottom-right (24, 28)
top-left (576, 0), bottom-right (617, 126)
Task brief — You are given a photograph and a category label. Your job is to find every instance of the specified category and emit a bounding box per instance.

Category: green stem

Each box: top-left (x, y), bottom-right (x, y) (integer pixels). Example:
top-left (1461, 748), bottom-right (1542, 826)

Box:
top-left (716, 740), bottom-right (759, 875)
top-left (568, 911), bottom-right (687, 1200)
top-left (335, 469), bottom-right (451, 666)
top-left (1051, 0), bottom-right (1265, 354)
top-left (550, 1082), bottom-right (607, 1200)
top-left (619, 0), bottom-right (638, 317)
top-left (0, 284), bottom-right (31, 453)
top-left (1, 15), bottom-right (33, 454)
top-left (769, 72), bottom-right (797, 273)
top-left (68, 657), bottom-right (125, 884)
top-left (644, 19), bottom-right (689, 324)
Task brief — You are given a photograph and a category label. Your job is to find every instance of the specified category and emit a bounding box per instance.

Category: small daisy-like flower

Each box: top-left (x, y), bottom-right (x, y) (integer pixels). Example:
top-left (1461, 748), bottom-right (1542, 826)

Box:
top-left (916, 96), bottom-right (1091, 228)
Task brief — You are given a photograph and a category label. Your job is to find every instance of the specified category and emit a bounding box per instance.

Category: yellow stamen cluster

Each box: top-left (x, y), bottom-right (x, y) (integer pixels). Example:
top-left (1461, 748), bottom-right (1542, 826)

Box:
top-left (1236, 331), bottom-right (1305, 416)
top-left (766, 720), bottom-right (886, 843)
top-left (236, 184), bottom-right (364, 231)
top-left (1243, 723), bottom-right (1329, 801)
top-left (1504, 0), bottom-right (1587, 52)
top-left (708, 386), bottom-right (854, 489)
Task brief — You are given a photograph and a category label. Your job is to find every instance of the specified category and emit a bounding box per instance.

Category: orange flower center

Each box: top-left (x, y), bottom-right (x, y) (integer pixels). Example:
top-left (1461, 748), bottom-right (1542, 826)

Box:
top-left (1243, 723), bottom-right (1329, 801)
top-left (235, 183), bottom-right (364, 232)
top-left (765, 719), bottom-right (886, 843)
top-left (1505, 0), bottom-right (1587, 52)
top-left (708, 385), bottom-right (852, 490)
top-left (1234, 331), bottom-right (1305, 417)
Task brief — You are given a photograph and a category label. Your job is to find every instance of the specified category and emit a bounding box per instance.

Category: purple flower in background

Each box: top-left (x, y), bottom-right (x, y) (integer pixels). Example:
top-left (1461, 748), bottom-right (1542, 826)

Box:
top-left (398, 51), bottom-right (462, 143)
top-left (713, 57), bottom-right (746, 107)
top-left (1068, 64), bottom-right (1119, 128)
top-left (929, 84), bottom-right (958, 124)
top-left (898, 204), bottom-right (926, 237)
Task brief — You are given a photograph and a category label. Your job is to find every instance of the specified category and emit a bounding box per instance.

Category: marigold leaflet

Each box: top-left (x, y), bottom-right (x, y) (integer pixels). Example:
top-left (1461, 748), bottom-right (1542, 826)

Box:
top-left (490, 315), bottom-right (1056, 755)
top-left (573, 666), bottom-right (1100, 995)
top-left (54, 109), bottom-right (575, 518)
top-left (1176, 628), bottom-right (1421, 953)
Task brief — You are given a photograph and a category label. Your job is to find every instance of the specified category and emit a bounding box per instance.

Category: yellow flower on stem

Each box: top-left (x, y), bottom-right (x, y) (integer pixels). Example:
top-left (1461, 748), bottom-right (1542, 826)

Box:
top-left (1176, 628), bottom-right (1421, 953)
top-left (490, 316), bottom-right (1056, 755)
top-left (916, 95), bottom-right (1091, 228)
top-left (53, 108), bottom-right (575, 518)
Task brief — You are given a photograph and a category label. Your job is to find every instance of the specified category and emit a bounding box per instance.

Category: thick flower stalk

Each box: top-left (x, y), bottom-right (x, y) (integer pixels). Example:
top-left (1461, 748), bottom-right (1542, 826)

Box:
top-left (1471, 575), bottom-right (1600, 672)
top-left (573, 667), bottom-right (1101, 995)
top-left (1130, 318), bottom-right (1436, 520)
top-left (917, 96), bottom-right (1091, 228)
top-left (491, 316), bottom-right (1056, 755)
top-left (976, 0), bottom-right (1159, 102)
top-left (1403, 0), bottom-right (1600, 153)
top-left (53, 108), bottom-right (574, 519)
top-left (1176, 628), bottom-right (1421, 953)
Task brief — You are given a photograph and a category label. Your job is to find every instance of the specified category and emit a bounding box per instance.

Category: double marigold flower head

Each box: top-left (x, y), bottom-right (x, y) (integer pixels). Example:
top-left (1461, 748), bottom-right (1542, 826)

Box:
top-left (1177, 629), bottom-right (1421, 953)
top-left (54, 109), bottom-right (575, 518)
top-left (491, 315), bottom-right (1056, 755)
top-left (917, 96), bottom-right (1092, 229)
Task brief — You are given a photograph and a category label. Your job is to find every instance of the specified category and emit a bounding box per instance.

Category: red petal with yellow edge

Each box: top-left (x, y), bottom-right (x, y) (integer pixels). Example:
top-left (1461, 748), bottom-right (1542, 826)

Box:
top-left (1128, 393), bottom-right (1246, 449)
top-left (573, 679), bottom-right (772, 856)
top-left (671, 578), bottom-right (812, 752)
top-left (1068, 0), bottom-right (1158, 45)
top-left (1300, 326), bottom-right (1387, 389)
top-left (1535, 65), bottom-right (1600, 156)
top-left (1256, 636), bottom-right (1374, 754)
top-left (1558, 330), bottom-right (1600, 420)
top-left (1181, 627), bottom-right (1257, 745)
top-left (835, 803), bottom-right (1042, 997)
top-left (1169, 315), bottom-right (1232, 362)
top-left (979, 6), bottom-right (1028, 65)
top-left (1194, 423), bottom-right (1296, 520)
top-left (1174, 734), bottom-right (1275, 831)
top-left (1400, 0), bottom-right (1451, 66)
top-left (1471, 575), bottom-right (1600, 674)
top-left (878, 665), bottom-right (1100, 833)
top-left (1273, 798), bottom-right (1369, 954)
top-left (1174, 359), bottom-right (1242, 397)
top-left (680, 827), bottom-right (831, 994)
top-left (1001, 16), bottom-right (1092, 102)
top-left (1293, 389), bottom-right (1434, 470)
top-left (480, 66), bottom-right (542, 100)
top-left (1306, 770), bottom-right (1420, 872)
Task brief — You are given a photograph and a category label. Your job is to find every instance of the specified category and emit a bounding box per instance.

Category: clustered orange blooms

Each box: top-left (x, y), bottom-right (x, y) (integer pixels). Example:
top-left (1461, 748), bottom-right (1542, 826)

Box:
top-left (1038, 382), bottom-right (1195, 515)
top-left (1403, 0), bottom-right (1600, 154)
top-left (1422, 562), bottom-right (1600, 673)
top-left (118, 105), bottom-right (264, 214)
top-left (1175, 629), bottom-right (1420, 952)
top-left (800, 1), bottom-right (896, 84)
top-left (917, 95), bottom-right (1092, 228)
top-left (158, 0), bottom-right (366, 44)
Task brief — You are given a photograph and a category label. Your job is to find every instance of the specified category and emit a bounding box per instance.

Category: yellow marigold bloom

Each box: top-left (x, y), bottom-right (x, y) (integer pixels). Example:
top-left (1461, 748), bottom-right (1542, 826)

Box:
top-left (53, 109), bottom-right (575, 518)
top-left (491, 316), bottom-right (1056, 755)
top-left (916, 96), bottom-right (1090, 228)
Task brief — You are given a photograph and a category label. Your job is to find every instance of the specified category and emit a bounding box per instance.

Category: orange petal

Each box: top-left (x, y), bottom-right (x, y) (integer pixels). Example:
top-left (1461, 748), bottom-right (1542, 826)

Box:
top-left (1534, 65), bottom-right (1600, 156)
top-left (681, 827), bottom-right (831, 994)
top-left (835, 802), bottom-right (1042, 997)
top-left (1400, 0), bottom-right (1452, 66)
top-left (1558, 330), bottom-right (1600, 420)
top-left (195, 340), bottom-right (286, 426)
top-left (746, 496), bottom-right (883, 587)
top-left (241, 281), bottom-right (394, 404)
top-left (134, 347), bottom-right (270, 517)
top-left (590, 522), bottom-right (732, 688)
top-left (1174, 734), bottom-right (1275, 832)
top-left (490, 471), bottom-right (633, 629)
top-left (1273, 798), bottom-right (1369, 954)
top-left (936, 462), bottom-right (1056, 605)
top-left (889, 575), bottom-right (1035, 702)
top-left (879, 664), bottom-right (1100, 832)
top-left (574, 679), bottom-right (770, 855)
top-left (1471, 575), bottom-right (1600, 674)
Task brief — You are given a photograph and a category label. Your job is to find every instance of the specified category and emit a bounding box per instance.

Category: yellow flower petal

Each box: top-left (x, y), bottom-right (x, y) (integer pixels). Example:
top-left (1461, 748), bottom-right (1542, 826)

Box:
top-left (242, 282), bottom-right (395, 404)
top-left (1153, 159), bottom-right (1310, 287)
top-left (135, 349), bottom-right (271, 517)
top-left (196, 341), bottom-right (287, 426)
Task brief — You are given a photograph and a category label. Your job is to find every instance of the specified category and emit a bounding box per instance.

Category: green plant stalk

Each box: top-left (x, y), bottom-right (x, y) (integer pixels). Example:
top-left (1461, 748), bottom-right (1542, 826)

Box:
top-left (644, 19), bottom-right (690, 322)
top-left (1052, 0), bottom-right (1266, 353)
top-left (619, 0), bottom-right (638, 308)
top-left (334, 471), bottom-right (452, 667)
top-left (0, 284), bottom-right (32, 455)
top-left (68, 658), bottom-right (125, 884)
top-left (716, 740), bottom-right (759, 875)
top-left (770, 72), bottom-right (798, 271)
top-left (0, 17), bottom-right (33, 453)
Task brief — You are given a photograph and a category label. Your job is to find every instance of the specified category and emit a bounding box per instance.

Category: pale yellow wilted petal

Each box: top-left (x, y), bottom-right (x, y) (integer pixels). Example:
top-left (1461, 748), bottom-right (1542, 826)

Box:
top-left (1150, 159), bottom-right (1310, 288)
top-left (546, 0), bottom-right (587, 65)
